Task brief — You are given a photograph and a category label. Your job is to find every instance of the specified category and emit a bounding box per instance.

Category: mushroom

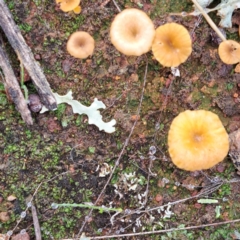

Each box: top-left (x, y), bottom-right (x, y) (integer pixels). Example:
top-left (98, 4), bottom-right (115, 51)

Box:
top-left (152, 23), bottom-right (192, 67)
top-left (73, 5), bottom-right (81, 14)
top-left (110, 8), bottom-right (155, 56)
top-left (168, 110), bottom-right (229, 171)
top-left (56, 0), bottom-right (80, 12)
top-left (218, 40), bottom-right (240, 64)
top-left (66, 31), bottom-right (95, 59)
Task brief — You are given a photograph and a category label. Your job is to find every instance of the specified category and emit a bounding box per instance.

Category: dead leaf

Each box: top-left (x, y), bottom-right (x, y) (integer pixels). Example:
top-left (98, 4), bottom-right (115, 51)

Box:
top-left (0, 212), bottom-right (10, 222)
top-left (7, 195), bottom-right (16, 201)
top-left (12, 233), bottom-right (30, 240)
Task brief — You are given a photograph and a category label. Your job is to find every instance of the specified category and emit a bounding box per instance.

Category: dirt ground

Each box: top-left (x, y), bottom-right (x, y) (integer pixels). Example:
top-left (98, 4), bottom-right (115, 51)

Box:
top-left (1, 0), bottom-right (240, 239)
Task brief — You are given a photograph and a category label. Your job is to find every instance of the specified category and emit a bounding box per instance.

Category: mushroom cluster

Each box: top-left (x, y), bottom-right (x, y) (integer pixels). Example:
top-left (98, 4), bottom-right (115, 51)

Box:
top-left (109, 9), bottom-right (192, 67)
top-left (168, 110), bottom-right (229, 171)
top-left (56, 0), bottom-right (81, 14)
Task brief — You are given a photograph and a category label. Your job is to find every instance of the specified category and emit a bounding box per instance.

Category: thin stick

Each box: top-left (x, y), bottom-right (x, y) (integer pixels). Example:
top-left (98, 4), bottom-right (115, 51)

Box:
top-left (10, 171), bottom-right (70, 234)
top-left (0, 0), bottom-right (57, 110)
top-left (31, 204), bottom-right (42, 240)
top-left (0, 40), bottom-right (33, 125)
top-left (191, 0), bottom-right (226, 41)
top-left (20, 62), bottom-right (28, 100)
top-left (154, 77), bottom-right (173, 143)
top-left (76, 58), bottom-right (149, 237)
top-left (88, 218), bottom-right (240, 239)
top-left (112, 0), bottom-right (121, 12)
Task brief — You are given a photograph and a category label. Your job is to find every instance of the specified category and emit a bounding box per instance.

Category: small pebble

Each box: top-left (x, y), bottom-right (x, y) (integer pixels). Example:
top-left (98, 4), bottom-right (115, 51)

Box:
top-left (194, 203), bottom-right (202, 209)
top-left (7, 195), bottom-right (16, 201)
top-left (233, 93), bottom-right (238, 98)
top-left (28, 94), bottom-right (42, 112)
top-left (155, 194), bottom-right (163, 203)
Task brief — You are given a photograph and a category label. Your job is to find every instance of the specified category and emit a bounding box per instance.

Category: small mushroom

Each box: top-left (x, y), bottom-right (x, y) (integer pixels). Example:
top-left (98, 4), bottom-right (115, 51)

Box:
top-left (56, 0), bottom-right (80, 12)
top-left (66, 31), bottom-right (95, 59)
top-left (73, 5), bottom-right (81, 14)
top-left (168, 110), bottom-right (229, 171)
top-left (218, 40), bottom-right (240, 64)
top-left (110, 8), bottom-right (155, 56)
top-left (152, 23), bottom-right (192, 67)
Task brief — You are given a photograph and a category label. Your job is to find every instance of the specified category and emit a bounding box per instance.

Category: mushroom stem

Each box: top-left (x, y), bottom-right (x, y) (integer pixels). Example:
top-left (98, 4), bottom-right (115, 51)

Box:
top-left (191, 0), bottom-right (226, 42)
top-left (112, 0), bottom-right (121, 12)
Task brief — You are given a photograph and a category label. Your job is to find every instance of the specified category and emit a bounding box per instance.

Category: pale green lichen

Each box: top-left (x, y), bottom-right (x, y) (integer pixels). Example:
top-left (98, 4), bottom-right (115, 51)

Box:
top-left (193, 0), bottom-right (240, 28)
top-left (40, 91), bottom-right (116, 133)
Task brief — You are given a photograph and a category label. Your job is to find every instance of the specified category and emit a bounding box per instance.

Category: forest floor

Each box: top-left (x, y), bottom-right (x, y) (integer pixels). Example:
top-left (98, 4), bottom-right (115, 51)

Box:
top-left (1, 0), bottom-right (240, 239)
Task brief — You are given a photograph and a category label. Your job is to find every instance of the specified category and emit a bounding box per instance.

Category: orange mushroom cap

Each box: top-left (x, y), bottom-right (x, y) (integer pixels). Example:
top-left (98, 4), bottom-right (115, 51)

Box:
top-left (66, 31), bottom-right (95, 59)
top-left (218, 40), bottom-right (240, 64)
top-left (152, 23), bottom-right (192, 67)
top-left (168, 110), bottom-right (229, 171)
top-left (56, 0), bottom-right (80, 12)
top-left (110, 8), bottom-right (155, 56)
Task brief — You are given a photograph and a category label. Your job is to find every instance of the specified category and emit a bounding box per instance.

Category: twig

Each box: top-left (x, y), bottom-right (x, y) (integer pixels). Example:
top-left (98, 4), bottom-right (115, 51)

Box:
top-left (154, 76), bottom-right (173, 143)
top-left (142, 157), bottom-right (156, 207)
top-left (0, 38), bottom-right (33, 124)
top-left (76, 57), bottom-right (149, 238)
top-left (7, 171), bottom-right (70, 237)
top-left (31, 204), bottom-right (42, 240)
top-left (20, 62), bottom-right (28, 100)
top-left (76, 179), bottom-right (225, 234)
top-left (0, 0), bottom-right (57, 110)
top-left (191, 0), bottom-right (226, 41)
top-left (112, 0), bottom-right (121, 12)
top-left (88, 218), bottom-right (240, 239)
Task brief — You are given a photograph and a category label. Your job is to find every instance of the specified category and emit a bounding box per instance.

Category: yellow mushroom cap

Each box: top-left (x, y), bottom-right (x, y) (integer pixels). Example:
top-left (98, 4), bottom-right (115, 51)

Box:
top-left (152, 23), bottom-right (192, 67)
top-left (218, 40), bottom-right (240, 64)
top-left (110, 8), bottom-right (155, 56)
top-left (67, 31), bottom-right (95, 59)
top-left (168, 110), bottom-right (229, 171)
top-left (56, 0), bottom-right (80, 12)
top-left (73, 5), bottom-right (81, 14)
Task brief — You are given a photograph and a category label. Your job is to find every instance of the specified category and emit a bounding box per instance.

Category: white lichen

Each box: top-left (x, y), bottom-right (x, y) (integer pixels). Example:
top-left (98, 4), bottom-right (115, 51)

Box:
top-left (193, 0), bottom-right (240, 28)
top-left (98, 163), bottom-right (112, 177)
top-left (40, 91), bottom-right (116, 133)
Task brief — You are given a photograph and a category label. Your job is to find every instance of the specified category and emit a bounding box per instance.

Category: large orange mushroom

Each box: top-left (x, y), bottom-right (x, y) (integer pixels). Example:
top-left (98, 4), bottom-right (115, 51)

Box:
top-left (152, 23), bottom-right (192, 67)
top-left (110, 8), bottom-right (155, 56)
top-left (168, 110), bottom-right (229, 171)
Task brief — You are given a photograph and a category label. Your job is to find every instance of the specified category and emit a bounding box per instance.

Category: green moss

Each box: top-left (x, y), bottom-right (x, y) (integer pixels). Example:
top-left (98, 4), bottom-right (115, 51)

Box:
top-left (209, 225), bottom-right (233, 240)
top-left (19, 23), bottom-right (32, 33)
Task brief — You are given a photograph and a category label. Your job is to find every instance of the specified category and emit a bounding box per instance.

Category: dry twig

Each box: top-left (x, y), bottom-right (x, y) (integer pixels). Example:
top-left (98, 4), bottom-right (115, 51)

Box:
top-left (191, 0), bottom-right (226, 41)
top-left (0, 38), bottom-right (33, 124)
top-left (89, 218), bottom-right (240, 239)
top-left (0, 0), bottom-right (57, 123)
top-left (31, 204), bottom-right (42, 240)
top-left (112, 0), bottom-right (121, 12)
top-left (76, 57), bottom-right (149, 238)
